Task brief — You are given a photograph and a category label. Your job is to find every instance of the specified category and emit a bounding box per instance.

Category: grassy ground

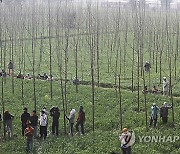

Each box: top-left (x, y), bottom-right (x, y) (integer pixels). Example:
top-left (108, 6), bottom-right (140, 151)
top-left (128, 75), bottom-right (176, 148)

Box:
top-left (0, 77), bottom-right (179, 154)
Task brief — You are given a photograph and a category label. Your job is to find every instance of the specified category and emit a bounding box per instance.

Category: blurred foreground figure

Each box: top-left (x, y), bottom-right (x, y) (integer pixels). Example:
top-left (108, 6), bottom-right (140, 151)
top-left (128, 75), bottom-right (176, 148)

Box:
top-left (119, 128), bottom-right (132, 154)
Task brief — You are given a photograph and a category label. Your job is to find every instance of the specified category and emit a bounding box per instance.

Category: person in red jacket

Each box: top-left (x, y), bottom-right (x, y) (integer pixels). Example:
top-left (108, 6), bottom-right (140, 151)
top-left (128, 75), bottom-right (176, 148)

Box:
top-left (24, 123), bottom-right (34, 152)
top-left (75, 105), bottom-right (85, 135)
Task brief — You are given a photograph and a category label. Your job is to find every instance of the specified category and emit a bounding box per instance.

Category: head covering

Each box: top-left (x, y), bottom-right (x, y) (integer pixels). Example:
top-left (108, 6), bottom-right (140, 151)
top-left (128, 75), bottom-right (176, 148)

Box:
top-left (163, 77), bottom-right (166, 80)
top-left (43, 107), bottom-right (47, 112)
top-left (122, 128), bottom-right (128, 133)
top-left (70, 109), bottom-right (76, 115)
top-left (153, 103), bottom-right (156, 106)
top-left (163, 102), bottom-right (167, 107)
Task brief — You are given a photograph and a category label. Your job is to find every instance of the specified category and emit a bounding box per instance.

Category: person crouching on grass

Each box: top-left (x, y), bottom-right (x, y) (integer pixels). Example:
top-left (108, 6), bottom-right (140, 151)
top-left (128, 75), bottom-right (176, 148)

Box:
top-left (24, 123), bottom-right (34, 153)
top-left (119, 128), bottom-right (132, 154)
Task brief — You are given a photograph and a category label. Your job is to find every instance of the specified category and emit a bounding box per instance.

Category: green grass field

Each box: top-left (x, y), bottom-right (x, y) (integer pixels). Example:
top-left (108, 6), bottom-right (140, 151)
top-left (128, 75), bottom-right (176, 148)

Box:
top-left (0, 77), bottom-right (179, 154)
top-left (0, 2), bottom-right (180, 154)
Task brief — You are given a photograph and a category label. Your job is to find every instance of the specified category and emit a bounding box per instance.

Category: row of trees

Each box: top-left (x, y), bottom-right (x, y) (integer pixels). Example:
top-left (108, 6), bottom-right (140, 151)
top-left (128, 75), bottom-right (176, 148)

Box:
top-left (0, 0), bottom-right (178, 136)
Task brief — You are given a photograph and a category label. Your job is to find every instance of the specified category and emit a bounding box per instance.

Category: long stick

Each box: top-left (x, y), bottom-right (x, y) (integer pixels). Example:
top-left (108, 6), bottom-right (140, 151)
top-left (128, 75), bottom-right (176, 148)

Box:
top-left (48, 0), bottom-right (53, 100)
top-left (118, 75), bottom-right (122, 130)
top-left (142, 70), bottom-right (148, 131)
top-left (32, 2), bottom-right (37, 111)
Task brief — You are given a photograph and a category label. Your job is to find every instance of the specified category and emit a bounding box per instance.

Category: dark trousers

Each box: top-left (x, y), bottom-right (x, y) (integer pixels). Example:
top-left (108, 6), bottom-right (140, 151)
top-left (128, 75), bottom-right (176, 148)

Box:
top-left (69, 123), bottom-right (74, 136)
top-left (40, 126), bottom-right (47, 140)
top-left (162, 116), bottom-right (168, 124)
top-left (121, 146), bottom-right (131, 154)
top-left (150, 115), bottom-right (157, 127)
top-left (22, 123), bottom-right (27, 136)
top-left (26, 139), bottom-right (33, 152)
top-left (52, 121), bottom-right (59, 135)
top-left (76, 121), bottom-right (84, 135)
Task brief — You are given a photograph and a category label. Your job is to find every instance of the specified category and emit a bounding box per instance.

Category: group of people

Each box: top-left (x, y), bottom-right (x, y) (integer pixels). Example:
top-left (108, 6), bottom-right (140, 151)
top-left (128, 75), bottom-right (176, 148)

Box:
top-left (142, 77), bottom-right (169, 96)
top-left (150, 102), bottom-right (172, 128)
top-left (118, 101), bottom-right (172, 154)
top-left (0, 105), bottom-right (85, 152)
top-left (38, 73), bottom-right (53, 81)
top-left (16, 72), bottom-right (53, 81)
top-left (144, 61), bottom-right (170, 96)
top-left (65, 105), bottom-right (85, 136)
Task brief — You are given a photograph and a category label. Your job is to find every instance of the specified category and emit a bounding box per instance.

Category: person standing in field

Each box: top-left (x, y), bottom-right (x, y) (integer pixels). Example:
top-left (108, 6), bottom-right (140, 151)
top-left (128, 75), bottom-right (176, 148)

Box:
top-left (144, 61), bottom-right (151, 72)
top-left (162, 77), bottom-right (169, 96)
top-left (21, 108), bottom-right (30, 136)
top-left (40, 110), bottom-right (48, 140)
top-left (30, 110), bottom-right (38, 138)
top-left (119, 128), bottom-right (132, 154)
top-left (76, 106), bottom-right (85, 135)
top-left (3, 110), bottom-right (14, 138)
top-left (24, 123), bottom-right (34, 152)
top-left (50, 107), bottom-right (60, 136)
top-left (66, 109), bottom-right (76, 136)
top-left (150, 103), bottom-right (159, 128)
top-left (160, 102), bottom-right (172, 124)
top-left (8, 60), bottom-right (14, 76)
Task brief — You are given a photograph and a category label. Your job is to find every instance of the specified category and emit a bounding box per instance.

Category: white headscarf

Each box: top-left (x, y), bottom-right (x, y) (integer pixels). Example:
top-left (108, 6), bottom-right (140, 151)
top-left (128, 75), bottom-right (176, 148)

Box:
top-left (70, 109), bottom-right (76, 115)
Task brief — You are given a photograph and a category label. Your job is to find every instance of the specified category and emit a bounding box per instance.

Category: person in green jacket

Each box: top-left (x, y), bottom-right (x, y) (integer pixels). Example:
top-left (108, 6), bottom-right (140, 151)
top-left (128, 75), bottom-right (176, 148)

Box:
top-left (150, 103), bottom-right (159, 128)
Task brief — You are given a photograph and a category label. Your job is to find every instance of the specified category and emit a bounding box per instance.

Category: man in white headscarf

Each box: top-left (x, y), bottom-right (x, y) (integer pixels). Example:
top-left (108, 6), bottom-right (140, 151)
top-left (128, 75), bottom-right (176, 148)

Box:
top-left (66, 109), bottom-right (76, 136)
top-left (162, 77), bottom-right (169, 96)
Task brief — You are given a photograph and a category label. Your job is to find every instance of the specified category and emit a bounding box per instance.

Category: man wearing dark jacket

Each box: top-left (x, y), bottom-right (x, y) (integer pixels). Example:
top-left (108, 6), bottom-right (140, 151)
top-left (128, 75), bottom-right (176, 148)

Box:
top-left (160, 102), bottom-right (172, 124)
top-left (50, 107), bottom-right (60, 136)
top-left (8, 60), bottom-right (14, 76)
top-left (76, 105), bottom-right (85, 135)
top-left (144, 61), bottom-right (151, 72)
top-left (21, 108), bottom-right (30, 136)
top-left (3, 110), bottom-right (14, 138)
top-left (30, 110), bottom-right (38, 138)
